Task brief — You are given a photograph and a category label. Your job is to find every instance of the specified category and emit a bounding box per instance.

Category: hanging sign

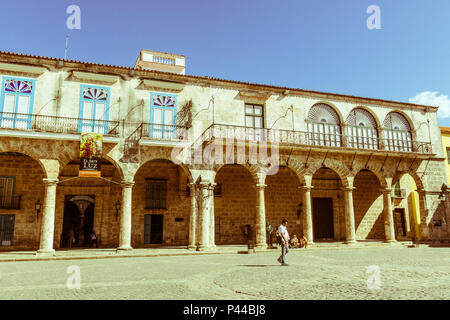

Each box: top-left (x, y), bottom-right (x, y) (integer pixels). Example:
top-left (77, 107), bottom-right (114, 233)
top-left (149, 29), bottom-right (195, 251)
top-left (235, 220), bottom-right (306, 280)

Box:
top-left (79, 132), bottom-right (102, 177)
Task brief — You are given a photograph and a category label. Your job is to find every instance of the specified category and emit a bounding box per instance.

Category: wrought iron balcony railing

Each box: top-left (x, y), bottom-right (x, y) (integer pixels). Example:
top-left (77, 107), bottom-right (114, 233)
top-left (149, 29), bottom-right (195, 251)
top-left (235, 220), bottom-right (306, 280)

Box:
top-left (128, 123), bottom-right (188, 142)
top-left (0, 195), bottom-right (21, 210)
top-left (200, 124), bottom-right (433, 154)
top-left (0, 112), bottom-right (120, 136)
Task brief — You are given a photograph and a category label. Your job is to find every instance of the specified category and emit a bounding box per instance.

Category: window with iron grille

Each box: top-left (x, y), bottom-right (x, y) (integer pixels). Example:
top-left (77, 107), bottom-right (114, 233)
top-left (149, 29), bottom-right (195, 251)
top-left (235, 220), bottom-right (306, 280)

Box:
top-left (145, 179), bottom-right (167, 209)
top-left (0, 214), bottom-right (15, 246)
top-left (447, 148), bottom-right (450, 164)
top-left (0, 176), bottom-right (15, 208)
top-left (245, 104), bottom-right (264, 141)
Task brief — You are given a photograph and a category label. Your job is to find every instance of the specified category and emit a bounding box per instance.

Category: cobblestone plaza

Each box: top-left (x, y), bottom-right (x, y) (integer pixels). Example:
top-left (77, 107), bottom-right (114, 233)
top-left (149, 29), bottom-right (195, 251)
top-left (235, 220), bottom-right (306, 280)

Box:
top-left (0, 246), bottom-right (448, 300)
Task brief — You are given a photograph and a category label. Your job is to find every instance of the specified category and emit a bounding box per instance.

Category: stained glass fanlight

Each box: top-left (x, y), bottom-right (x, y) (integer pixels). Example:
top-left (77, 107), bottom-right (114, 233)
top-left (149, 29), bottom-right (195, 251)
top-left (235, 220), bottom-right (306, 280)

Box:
top-left (153, 95), bottom-right (175, 107)
top-left (346, 108), bottom-right (377, 128)
top-left (4, 79), bottom-right (33, 94)
top-left (308, 103), bottom-right (341, 124)
top-left (383, 112), bottom-right (411, 131)
top-left (83, 87), bottom-right (108, 101)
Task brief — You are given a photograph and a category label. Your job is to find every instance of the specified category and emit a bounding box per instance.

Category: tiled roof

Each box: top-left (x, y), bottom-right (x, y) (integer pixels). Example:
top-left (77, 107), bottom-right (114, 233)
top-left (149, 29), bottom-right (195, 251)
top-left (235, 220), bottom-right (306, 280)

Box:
top-left (0, 50), bottom-right (439, 111)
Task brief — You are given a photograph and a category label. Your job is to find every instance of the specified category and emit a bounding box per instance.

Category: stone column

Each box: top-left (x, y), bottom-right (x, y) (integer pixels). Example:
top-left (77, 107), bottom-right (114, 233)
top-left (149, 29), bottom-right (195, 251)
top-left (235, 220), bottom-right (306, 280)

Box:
top-left (342, 187), bottom-right (357, 244)
top-left (117, 180), bottom-right (134, 252)
top-left (36, 178), bottom-right (58, 256)
top-left (197, 182), bottom-right (213, 251)
top-left (383, 187), bottom-right (396, 243)
top-left (302, 186), bottom-right (314, 244)
top-left (187, 183), bottom-right (197, 250)
top-left (209, 183), bottom-right (216, 249)
top-left (255, 183), bottom-right (267, 249)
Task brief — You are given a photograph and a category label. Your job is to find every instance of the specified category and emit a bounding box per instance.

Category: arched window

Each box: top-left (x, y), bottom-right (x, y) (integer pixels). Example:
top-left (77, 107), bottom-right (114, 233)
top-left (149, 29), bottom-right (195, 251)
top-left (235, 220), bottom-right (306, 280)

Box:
top-left (307, 103), bottom-right (341, 147)
top-left (382, 112), bottom-right (413, 152)
top-left (346, 108), bottom-right (378, 150)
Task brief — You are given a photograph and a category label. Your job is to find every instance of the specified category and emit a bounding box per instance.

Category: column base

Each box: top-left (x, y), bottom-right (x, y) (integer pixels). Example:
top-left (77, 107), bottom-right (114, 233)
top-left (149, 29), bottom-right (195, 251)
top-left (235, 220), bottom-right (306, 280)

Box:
top-left (383, 240), bottom-right (397, 244)
top-left (187, 245), bottom-right (197, 251)
top-left (196, 245), bottom-right (213, 251)
top-left (35, 249), bottom-right (56, 257)
top-left (255, 243), bottom-right (268, 251)
top-left (116, 246), bottom-right (133, 254)
top-left (344, 240), bottom-right (358, 245)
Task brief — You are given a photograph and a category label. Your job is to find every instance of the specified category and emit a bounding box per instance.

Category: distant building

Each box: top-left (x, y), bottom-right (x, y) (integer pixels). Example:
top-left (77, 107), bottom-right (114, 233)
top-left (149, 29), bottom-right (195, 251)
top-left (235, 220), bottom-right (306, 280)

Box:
top-left (0, 49), bottom-right (448, 255)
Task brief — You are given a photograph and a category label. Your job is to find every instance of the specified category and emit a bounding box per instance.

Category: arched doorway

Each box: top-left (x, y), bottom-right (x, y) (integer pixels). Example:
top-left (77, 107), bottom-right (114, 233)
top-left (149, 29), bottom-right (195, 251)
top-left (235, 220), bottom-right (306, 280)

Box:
top-left (60, 195), bottom-right (95, 248)
top-left (311, 167), bottom-right (343, 241)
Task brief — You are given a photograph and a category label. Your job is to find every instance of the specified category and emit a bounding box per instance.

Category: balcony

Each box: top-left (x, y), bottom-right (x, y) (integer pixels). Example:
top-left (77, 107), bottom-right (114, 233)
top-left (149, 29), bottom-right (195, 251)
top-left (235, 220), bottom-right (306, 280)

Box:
top-left (0, 195), bottom-right (21, 210)
top-left (0, 112), bottom-right (120, 136)
top-left (129, 123), bottom-right (188, 142)
top-left (199, 124), bottom-right (433, 155)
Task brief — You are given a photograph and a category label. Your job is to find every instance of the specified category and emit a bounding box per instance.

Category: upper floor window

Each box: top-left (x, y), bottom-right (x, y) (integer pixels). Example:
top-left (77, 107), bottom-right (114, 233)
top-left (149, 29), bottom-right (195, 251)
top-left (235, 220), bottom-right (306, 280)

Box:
top-left (150, 93), bottom-right (177, 139)
top-left (78, 85), bottom-right (110, 134)
top-left (346, 108), bottom-right (378, 150)
top-left (245, 103), bottom-right (264, 141)
top-left (0, 77), bottom-right (35, 130)
top-left (382, 112), bottom-right (412, 152)
top-left (307, 103), bottom-right (341, 147)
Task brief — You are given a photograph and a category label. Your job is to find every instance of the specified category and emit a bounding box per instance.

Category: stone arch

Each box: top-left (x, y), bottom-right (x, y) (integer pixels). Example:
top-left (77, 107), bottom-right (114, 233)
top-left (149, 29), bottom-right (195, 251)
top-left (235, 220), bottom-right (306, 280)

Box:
top-left (308, 158), bottom-right (351, 188)
top-left (0, 143), bottom-right (48, 178)
top-left (391, 170), bottom-right (424, 191)
top-left (134, 156), bottom-right (193, 183)
top-left (278, 154), bottom-right (307, 185)
top-left (352, 166), bottom-right (387, 188)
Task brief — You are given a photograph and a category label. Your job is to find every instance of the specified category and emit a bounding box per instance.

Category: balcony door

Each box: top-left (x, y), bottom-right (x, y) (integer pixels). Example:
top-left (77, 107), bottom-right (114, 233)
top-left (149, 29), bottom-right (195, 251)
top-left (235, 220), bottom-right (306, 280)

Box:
top-left (0, 77), bottom-right (35, 130)
top-left (150, 93), bottom-right (177, 139)
top-left (78, 86), bottom-right (110, 134)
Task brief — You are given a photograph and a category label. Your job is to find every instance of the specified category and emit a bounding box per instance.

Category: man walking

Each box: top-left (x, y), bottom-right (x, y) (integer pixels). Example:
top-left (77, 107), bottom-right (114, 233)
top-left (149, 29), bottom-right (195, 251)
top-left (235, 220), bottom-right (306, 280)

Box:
top-left (277, 219), bottom-right (290, 266)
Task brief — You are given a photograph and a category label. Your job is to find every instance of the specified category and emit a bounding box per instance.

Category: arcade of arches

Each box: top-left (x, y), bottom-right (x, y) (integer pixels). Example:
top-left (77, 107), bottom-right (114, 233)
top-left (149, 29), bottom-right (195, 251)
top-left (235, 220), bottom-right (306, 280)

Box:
top-left (0, 142), bottom-right (448, 254)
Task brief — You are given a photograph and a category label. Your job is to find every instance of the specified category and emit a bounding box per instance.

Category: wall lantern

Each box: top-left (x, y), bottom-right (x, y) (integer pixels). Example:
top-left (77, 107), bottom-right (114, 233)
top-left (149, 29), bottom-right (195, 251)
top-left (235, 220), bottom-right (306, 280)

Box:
top-left (35, 199), bottom-right (41, 221)
top-left (115, 200), bottom-right (121, 220)
top-left (297, 202), bottom-right (303, 219)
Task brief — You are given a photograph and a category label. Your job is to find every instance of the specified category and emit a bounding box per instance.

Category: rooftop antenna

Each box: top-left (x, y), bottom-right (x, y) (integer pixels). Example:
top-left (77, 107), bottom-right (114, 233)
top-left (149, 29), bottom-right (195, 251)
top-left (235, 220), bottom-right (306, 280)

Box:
top-left (64, 35), bottom-right (69, 60)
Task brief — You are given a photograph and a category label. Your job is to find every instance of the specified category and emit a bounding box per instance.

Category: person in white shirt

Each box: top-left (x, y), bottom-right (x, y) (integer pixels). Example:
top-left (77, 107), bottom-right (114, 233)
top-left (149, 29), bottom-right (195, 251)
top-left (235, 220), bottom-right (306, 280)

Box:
top-left (277, 218), bottom-right (290, 266)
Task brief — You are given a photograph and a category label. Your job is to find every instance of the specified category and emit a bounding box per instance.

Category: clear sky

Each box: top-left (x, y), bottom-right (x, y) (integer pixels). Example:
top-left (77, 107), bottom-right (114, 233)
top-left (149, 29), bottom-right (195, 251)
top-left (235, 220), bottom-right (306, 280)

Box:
top-left (1, 0), bottom-right (450, 125)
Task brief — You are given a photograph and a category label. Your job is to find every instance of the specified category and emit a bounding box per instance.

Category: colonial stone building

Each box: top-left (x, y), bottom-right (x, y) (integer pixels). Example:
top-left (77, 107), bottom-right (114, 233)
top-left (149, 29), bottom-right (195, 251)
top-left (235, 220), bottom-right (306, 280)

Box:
top-left (0, 50), bottom-right (448, 255)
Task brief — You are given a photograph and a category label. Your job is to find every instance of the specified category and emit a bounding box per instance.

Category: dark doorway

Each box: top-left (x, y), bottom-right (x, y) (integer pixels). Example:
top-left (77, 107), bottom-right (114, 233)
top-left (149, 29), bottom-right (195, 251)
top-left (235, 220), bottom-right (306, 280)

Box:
top-left (312, 197), bottom-right (334, 239)
top-left (144, 214), bottom-right (163, 244)
top-left (61, 195), bottom-right (95, 248)
top-left (394, 208), bottom-right (406, 237)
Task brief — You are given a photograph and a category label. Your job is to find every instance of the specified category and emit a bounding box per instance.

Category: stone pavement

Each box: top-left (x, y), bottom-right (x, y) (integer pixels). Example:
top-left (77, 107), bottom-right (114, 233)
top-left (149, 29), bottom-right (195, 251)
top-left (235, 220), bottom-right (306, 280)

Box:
top-left (0, 240), bottom-right (427, 263)
top-left (0, 245), bottom-right (448, 300)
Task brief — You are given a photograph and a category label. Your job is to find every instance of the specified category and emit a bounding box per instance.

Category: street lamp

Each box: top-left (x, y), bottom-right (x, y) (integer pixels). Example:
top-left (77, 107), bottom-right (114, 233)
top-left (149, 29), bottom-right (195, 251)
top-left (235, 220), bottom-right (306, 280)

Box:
top-left (35, 199), bottom-right (41, 221)
top-left (115, 200), bottom-right (121, 220)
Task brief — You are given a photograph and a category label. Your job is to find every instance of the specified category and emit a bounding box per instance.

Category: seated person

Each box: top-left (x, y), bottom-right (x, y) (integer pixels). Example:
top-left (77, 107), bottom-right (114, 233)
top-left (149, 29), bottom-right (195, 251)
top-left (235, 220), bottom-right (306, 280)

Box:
top-left (299, 236), bottom-right (308, 248)
top-left (290, 234), bottom-right (299, 248)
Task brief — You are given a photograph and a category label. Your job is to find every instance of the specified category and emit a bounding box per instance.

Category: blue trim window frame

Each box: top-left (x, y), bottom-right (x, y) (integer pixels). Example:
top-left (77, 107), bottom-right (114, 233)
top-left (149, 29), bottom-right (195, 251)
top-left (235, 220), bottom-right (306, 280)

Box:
top-left (0, 76), bottom-right (35, 129)
top-left (78, 84), bottom-right (111, 134)
top-left (150, 92), bottom-right (177, 139)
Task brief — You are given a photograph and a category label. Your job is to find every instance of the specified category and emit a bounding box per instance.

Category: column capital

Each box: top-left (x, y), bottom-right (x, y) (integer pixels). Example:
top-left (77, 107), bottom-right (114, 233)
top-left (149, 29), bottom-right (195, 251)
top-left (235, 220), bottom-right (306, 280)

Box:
top-left (121, 180), bottom-right (135, 188)
top-left (42, 178), bottom-right (59, 186)
top-left (299, 185), bottom-right (313, 191)
top-left (197, 181), bottom-right (215, 190)
top-left (255, 183), bottom-right (267, 190)
top-left (381, 187), bottom-right (393, 194)
top-left (341, 187), bottom-right (355, 192)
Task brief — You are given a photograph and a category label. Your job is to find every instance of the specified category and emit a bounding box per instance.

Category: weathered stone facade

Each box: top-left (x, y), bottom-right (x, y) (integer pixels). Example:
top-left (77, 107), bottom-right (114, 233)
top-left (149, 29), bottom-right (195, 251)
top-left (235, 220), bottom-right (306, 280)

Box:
top-left (0, 51), bottom-right (449, 254)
